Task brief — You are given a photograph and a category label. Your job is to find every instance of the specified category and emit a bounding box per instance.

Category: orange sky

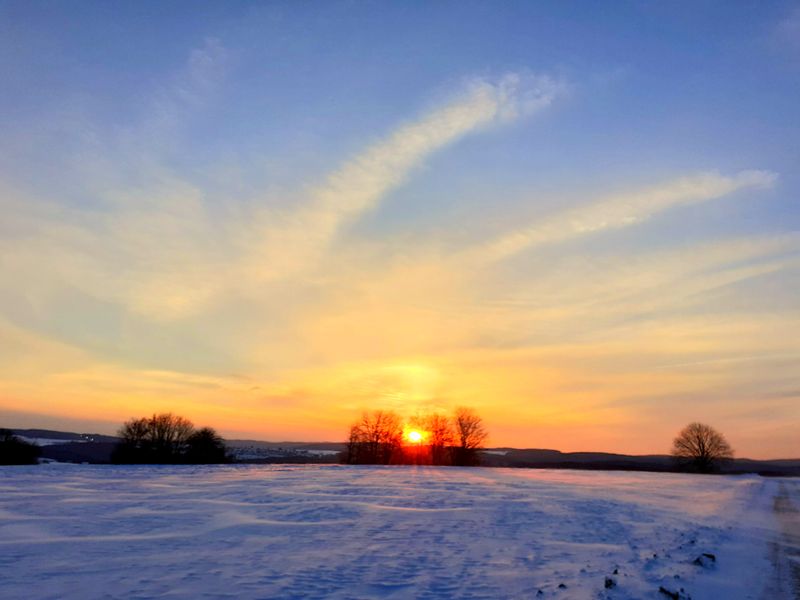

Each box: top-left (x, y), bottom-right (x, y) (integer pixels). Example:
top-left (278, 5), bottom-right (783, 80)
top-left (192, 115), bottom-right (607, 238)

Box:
top-left (2, 9), bottom-right (799, 459)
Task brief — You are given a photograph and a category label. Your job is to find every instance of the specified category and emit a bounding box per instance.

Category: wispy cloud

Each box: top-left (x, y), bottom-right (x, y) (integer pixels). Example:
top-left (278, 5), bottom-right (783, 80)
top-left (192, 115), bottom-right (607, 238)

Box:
top-left (313, 73), bottom-right (562, 222)
top-left (146, 37), bottom-right (229, 136)
top-left (244, 73), bottom-right (564, 282)
top-left (473, 170), bottom-right (777, 263)
top-left (0, 72), bottom-right (564, 320)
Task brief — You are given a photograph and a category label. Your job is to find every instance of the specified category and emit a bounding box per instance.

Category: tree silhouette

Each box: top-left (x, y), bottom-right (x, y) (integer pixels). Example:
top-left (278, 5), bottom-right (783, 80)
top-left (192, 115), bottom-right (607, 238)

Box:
top-left (452, 407), bottom-right (488, 466)
top-left (342, 407), bottom-right (488, 467)
top-left (425, 413), bottom-right (454, 466)
top-left (112, 413), bottom-right (226, 464)
top-left (0, 429), bottom-right (41, 465)
top-left (185, 427), bottom-right (229, 464)
top-left (344, 410), bottom-right (404, 464)
top-left (149, 413), bottom-right (194, 461)
top-left (671, 422), bottom-right (733, 473)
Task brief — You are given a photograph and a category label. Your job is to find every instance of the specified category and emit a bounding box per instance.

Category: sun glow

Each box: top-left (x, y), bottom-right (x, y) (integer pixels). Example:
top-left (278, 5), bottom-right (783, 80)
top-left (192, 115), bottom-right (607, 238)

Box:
top-left (406, 429), bottom-right (424, 444)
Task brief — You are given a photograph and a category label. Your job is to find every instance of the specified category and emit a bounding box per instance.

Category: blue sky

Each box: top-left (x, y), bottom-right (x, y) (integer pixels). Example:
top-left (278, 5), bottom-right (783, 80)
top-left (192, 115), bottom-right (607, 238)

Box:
top-left (0, 2), bottom-right (798, 456)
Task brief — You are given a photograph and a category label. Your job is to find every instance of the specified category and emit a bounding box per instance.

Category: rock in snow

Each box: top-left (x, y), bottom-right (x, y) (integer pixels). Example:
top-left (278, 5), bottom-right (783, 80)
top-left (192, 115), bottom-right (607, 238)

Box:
top-left (659, 585), bottom-right (680, 599)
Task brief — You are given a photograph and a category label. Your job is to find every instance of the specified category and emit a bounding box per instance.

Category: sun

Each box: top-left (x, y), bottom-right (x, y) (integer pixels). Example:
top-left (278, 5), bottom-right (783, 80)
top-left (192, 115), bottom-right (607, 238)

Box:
top-left (406, 430), bottom-right (423, 444)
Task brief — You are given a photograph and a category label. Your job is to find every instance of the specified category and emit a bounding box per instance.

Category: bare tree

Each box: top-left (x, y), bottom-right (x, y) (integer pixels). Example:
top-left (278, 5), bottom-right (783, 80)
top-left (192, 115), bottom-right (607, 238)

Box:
top-left (118, 417), bottom-right (150, 447)
top-left (452, 407), bottom-right (488, 466)
top-left (425, 413), bottom-right (454, 466)
top-left (113, 417), bottom-right (154, 463)
top-left (671, 422), bottom-right (733, 473)
top-left (149, 413), bottom-right (194, 459)
top-left (113, 413), bottom-right (200, 464)
top-left (345, 424), bottom-right (364, 464)
top-left (343, 410), bottom-right (404, 465)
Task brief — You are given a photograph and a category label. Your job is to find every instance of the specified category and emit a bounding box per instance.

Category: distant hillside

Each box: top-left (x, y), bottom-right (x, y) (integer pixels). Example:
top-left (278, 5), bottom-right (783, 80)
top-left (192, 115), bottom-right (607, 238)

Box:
top-left (6, 429), bottom-right (120, 463)
top-left (226, 439), bottom-right (344, 463)
top-left (479, 448), bottom-right (800, 476)
top-left (39, 442), bottom-right (119, 464)
top-left (12, 429), bottom-right (119, 444)
top-left (226, 439), bottom-right (345, 451)
top-left (7, 428), bottom-right (800, 474)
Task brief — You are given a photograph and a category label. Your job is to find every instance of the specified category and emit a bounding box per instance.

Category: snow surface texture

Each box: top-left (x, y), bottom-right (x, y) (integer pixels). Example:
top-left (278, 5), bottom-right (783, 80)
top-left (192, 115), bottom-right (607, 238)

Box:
top-left (0, 465), bottom-right (792, 599)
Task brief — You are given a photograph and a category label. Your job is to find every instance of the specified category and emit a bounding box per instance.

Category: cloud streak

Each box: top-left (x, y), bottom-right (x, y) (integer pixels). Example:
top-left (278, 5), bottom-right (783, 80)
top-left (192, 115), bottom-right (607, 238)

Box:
top-left (0, 72), bottom-right (564, 320)
top-left (246, 73), bottom-right (564, 282)
top-left (474, 170), bottom-right (777, 263)
top-left (313, 73), bottom-right (562, 225)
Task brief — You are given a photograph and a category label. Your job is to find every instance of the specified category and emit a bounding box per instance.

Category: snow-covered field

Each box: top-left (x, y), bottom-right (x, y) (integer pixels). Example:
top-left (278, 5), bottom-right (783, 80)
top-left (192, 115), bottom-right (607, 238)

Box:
top-left (0, 465), bottom-right (795, 599)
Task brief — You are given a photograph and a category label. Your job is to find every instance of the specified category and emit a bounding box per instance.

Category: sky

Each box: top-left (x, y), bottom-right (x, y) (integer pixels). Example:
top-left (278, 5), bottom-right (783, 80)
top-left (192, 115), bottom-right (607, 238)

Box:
top-left (0, 1), bottom-right (798, 458)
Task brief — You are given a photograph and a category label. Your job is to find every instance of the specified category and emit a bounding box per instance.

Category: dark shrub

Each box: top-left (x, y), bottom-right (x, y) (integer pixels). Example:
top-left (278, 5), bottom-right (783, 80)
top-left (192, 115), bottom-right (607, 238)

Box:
top-left (0, 429), bottom-right (41, 465)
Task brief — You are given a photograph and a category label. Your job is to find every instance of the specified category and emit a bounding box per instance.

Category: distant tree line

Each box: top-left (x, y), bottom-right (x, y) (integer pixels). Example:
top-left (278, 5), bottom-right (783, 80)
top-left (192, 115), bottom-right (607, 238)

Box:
top-left (342, 411), bottom-right (738, 474)
top-left (111, 413), bottom-right (230, 464)
top-left (0, 429), bottom-right (41, 465)
top-left (1, 412), bottom-right (740, 475)
top-left (343, 407), bottom-right (488, 466)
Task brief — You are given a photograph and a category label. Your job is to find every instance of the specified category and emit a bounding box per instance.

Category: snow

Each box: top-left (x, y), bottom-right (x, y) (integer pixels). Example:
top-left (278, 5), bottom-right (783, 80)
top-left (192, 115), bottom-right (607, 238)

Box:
top-left (0, 465), bottom-right (790, 599)
top-left (17, 437), bottom-right (87, 447)
top-left (304, 449), bottom-right (342, 456)
top-left (227, 446), bottom-right (341, 461)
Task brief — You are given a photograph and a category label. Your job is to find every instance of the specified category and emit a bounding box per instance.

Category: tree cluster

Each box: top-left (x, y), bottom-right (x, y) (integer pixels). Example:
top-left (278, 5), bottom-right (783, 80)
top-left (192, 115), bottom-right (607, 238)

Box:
top-left (111, 413), bottom-right (229, 464)
top-left (0, 429), bottom-right (42, 465)
top-left (343, 407), bottom-right (488, 466)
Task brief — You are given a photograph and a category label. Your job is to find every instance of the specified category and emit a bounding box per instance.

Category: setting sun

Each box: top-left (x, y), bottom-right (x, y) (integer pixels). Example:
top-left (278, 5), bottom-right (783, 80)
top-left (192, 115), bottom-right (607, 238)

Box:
top-left (406, 430), bottom-right (424, 444)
